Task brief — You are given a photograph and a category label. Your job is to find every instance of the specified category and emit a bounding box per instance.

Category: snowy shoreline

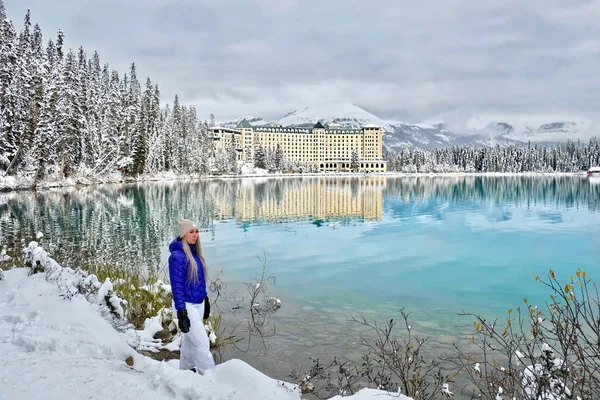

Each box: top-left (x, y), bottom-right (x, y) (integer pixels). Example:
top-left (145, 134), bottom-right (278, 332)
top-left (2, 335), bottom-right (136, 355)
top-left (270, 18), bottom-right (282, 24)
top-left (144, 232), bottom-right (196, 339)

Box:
top-left (0, 170), bottom-right (590, 193)
top-left (0, 242), bottom-right (411, 400)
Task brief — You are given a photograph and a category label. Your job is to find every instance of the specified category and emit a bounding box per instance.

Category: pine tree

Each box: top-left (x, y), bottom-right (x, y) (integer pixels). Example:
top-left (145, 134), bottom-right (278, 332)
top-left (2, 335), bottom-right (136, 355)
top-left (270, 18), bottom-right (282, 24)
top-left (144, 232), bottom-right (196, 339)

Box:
top-left (145, 84), bottom-right (163, 173)
top-left (126, 63), bottom-right (142, 175)
top-left (0, 14), bottom-right (18, 172)
top-left (56, 48), bottom-right (84, 177)
top-left (273, 144), bottom-right (284, 171)
top-left (5, 3), bottom-right (600, 182)
top-left (350, 149), bottom-right (360, 172)
top-left (33, 83), bottom-right (55, 185)
top-left (226, 142), bottom-right (237, 174)
top-left (214, 148), bottom-right (228, 175)
top-left (254, 144), bottom-right (266, 169)
top-left (132, 77), bottom-right (152, 175)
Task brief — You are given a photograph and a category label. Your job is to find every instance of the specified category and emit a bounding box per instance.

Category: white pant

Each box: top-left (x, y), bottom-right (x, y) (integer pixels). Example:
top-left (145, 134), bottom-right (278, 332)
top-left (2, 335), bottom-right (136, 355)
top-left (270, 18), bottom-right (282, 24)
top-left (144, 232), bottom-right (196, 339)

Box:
top-left (179, 301), bottom-right (215, 374)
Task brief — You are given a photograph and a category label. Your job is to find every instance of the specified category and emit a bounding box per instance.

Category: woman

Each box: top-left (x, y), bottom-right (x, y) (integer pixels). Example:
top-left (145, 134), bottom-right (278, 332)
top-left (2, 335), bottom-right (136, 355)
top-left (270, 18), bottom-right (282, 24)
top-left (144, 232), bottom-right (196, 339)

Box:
top-left (168, 218), bottom-right (215, 373)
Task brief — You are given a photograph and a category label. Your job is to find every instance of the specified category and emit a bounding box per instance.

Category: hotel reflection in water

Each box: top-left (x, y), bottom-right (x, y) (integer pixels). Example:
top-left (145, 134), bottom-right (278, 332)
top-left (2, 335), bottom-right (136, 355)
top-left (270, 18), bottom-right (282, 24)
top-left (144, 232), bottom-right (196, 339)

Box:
top-left (213, 177), bottom-right (386, 224)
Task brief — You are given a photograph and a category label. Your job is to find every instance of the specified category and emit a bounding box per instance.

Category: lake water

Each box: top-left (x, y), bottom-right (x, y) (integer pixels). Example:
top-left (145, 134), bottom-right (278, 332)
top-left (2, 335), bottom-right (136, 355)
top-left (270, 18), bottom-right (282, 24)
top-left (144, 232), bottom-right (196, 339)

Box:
top-left (1, 175), bottom-right (599, 389)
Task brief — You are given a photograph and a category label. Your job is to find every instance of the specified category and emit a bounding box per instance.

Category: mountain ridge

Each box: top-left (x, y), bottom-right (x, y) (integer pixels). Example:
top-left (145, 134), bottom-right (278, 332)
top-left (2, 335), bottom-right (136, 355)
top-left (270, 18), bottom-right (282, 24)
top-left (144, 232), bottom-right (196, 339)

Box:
top-left (219, 102), bottom-right (594, 151)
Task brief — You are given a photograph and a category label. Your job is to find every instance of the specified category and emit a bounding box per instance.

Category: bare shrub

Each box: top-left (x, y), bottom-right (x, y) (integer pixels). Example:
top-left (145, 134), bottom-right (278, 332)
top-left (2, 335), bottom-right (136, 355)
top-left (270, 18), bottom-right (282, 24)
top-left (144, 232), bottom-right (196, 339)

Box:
top-left (291, 308), bottom-right (457, 399)
top-left (206, 250), bottom-right (281, 362)
top-left (449, 269), bottom-right (599, 399)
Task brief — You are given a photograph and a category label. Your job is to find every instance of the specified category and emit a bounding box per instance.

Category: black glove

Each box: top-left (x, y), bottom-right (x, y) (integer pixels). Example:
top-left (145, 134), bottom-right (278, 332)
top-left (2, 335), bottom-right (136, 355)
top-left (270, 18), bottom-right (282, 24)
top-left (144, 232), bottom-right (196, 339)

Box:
top-left (203, 296), bottom-right (210, 320)
top-left (177, 309), bottom-right (190, 333)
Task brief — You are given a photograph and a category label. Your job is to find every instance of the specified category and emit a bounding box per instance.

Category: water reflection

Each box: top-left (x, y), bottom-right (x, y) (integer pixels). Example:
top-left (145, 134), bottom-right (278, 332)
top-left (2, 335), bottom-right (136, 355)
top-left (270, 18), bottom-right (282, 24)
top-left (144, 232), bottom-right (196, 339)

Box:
top-left (213, 177), bottom-right (385, 225)
top-left (0, 183), bottom-right (218, 268)
top-left (0, 176), bottom-right (598, 269)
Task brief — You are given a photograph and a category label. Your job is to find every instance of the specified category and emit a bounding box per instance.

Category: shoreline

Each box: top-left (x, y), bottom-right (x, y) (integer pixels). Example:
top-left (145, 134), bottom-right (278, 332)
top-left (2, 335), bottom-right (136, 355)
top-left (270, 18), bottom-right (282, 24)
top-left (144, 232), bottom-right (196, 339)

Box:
top-left (0, 170), bottom-right (591, 193)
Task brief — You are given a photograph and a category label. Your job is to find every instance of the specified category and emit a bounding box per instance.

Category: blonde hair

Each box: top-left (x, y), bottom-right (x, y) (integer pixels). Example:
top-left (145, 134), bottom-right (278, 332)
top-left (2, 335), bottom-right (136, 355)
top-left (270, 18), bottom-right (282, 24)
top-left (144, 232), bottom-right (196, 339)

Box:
top-left (181, 237), bottom-right (208, 283)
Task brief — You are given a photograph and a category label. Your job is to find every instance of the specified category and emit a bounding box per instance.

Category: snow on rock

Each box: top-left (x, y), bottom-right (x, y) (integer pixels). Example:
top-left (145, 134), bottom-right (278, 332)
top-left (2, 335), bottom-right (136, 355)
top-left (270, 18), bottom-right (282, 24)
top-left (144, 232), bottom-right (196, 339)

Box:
top-left (142, 313), bottom-right (167, 339)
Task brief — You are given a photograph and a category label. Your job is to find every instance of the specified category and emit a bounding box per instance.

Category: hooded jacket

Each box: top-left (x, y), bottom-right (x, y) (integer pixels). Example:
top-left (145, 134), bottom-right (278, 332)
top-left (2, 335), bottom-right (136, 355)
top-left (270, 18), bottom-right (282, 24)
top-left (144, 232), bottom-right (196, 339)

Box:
top-left (168, 237), bottom-right (207, 311)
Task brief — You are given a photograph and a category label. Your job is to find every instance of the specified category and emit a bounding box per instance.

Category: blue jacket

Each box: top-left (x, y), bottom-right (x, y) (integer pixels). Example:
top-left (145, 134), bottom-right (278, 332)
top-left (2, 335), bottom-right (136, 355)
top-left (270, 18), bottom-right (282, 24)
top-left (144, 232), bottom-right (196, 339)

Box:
top-left (168, 238), bottom-right (207, 311)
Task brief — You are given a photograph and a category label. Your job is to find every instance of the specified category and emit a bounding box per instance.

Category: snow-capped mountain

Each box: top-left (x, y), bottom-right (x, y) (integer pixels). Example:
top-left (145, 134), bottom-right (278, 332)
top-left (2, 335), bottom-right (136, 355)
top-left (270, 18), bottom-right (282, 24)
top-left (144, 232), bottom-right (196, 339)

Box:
top-left (480, 121), bottom-right (516, 136)
top-left (219, 116), bottom-right (268, 129)
top-left (225, 102), bottom-right (595, 151)
top-left (383, 121), bottom-right (463, 150)
top-left (276, 102), bottom-right (394, 132)
top-left (506, 121), bottom-right (592, 142)
top-left (380, 121), bottom-right (523, 151)
top-left (273, 103), bottom-right (520, 150)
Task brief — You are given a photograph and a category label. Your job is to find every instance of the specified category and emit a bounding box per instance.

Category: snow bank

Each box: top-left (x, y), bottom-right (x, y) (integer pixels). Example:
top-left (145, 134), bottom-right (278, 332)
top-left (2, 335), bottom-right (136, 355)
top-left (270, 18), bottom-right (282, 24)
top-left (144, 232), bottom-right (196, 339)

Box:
top-left (1, 168), bottom-right (588, 192)
top-left (0, 244), bottom-right (410, 400)
top-left (0, 268), bottom-right (301, 400)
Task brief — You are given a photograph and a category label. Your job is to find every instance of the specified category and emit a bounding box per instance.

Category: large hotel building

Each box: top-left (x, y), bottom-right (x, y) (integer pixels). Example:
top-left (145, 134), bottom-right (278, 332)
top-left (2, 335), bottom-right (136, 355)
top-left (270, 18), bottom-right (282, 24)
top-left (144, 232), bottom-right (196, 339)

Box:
top-left (210, 119), bottom-right (387, 173)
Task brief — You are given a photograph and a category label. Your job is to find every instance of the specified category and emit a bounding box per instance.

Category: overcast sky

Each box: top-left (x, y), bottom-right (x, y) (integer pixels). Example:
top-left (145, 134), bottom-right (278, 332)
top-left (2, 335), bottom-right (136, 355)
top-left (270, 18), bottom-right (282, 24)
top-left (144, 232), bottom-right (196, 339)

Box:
top-left (5, 0), bottom-right (600, 125)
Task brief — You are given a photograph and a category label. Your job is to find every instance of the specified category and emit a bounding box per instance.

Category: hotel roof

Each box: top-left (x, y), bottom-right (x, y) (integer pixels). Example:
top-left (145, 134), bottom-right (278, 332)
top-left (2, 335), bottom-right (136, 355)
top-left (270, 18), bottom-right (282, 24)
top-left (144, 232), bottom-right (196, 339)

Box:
top-left (217, 123), bottom-right (381, 135)
top-left (253, 126), bottom-right (365, 134)
top-left (236, 118), bottom-right (253, 129)
top-left (254, 127), bottom-right (311, 134)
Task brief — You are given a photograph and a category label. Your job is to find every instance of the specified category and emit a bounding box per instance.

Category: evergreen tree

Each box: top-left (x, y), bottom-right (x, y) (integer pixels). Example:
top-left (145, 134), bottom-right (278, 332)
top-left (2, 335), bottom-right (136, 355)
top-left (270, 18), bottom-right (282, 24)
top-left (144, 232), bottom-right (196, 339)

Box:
top-left (226, 142), bottom-right (237, 174)
top-left (273, 144), bottom-right (284, 171)
top-left (245, 145), bottom-right (252, 163)
top-left (132, 77), bottom-right (152, 175)
top-left (2, 4), bottom-right (600, 182)
top-left (0, 1), bottom-right (10, 159)
top-left (57, 48), bottom-right (84, 177)
top-left (145, 84), bottom-right (163, 173)
top-left (350, 149), bottom-right (360, 172)
top-left (0, 14), bottom-right (18, 171)
top-left (214, 148), bottom-right (228, 175)
top-left (254, 144), bottom-right (266, 169)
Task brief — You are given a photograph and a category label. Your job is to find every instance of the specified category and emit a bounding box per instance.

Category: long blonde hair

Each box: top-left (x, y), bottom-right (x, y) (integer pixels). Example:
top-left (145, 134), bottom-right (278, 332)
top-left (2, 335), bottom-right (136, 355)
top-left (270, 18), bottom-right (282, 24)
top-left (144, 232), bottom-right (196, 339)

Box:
top-left (181, 237), bottom-right (208, 283)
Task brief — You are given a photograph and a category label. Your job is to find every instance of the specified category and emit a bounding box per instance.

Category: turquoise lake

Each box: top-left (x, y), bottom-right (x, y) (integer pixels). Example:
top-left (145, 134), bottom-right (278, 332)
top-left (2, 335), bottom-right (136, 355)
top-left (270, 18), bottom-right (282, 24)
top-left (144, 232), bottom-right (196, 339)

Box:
top-left (1, 175), bottom-right (599, 383)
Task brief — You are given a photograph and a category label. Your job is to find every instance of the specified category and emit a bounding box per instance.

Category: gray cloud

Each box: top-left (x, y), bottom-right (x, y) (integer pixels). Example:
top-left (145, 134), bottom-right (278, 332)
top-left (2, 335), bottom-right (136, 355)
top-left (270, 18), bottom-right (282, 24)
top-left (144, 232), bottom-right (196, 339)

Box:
top-left (5, 0), bottom-right (600, 125)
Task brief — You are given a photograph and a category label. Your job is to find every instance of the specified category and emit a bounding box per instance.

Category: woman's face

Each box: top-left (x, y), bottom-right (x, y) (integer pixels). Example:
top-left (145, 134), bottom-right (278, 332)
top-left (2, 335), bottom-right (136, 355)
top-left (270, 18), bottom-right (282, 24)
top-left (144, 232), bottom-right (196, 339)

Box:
top-left (184, 228), bottom-right (199, 245)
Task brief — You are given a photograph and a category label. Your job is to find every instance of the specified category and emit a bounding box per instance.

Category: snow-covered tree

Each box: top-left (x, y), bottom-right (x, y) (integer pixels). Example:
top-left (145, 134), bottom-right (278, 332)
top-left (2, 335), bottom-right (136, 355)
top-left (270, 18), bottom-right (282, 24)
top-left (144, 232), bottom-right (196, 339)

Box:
top-left (254, 145), bottom-right (266, 170)
top-left (2, 5), bottom-right (600, 182)
top-left (350, 149), bottom-right (360, 172)
top-left (273, 144), bottom-right (284, 171)
top-left (226, 142), bottom-right (237, 174)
